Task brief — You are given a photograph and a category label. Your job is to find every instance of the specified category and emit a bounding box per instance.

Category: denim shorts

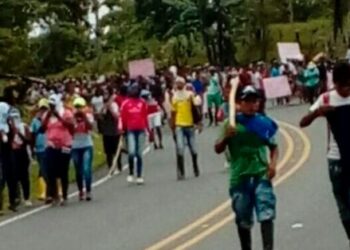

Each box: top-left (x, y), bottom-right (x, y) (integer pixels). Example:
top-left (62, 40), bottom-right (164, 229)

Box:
top-left (229, 177), bottom-right (276, 229)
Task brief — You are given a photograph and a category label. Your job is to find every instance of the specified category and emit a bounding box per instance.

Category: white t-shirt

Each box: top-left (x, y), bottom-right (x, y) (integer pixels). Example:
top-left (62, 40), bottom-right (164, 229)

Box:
top-left (250, 71), bottom-right (262, 89)
top-left (91, 96), bottom-right (104, 114)
top-left (0, 102), bottom-right (10, 133)
top-left (310, 90), bottom-right (350, 160)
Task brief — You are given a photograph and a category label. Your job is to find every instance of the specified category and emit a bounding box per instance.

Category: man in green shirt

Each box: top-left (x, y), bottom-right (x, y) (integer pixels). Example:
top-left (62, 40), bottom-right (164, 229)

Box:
top-left (215, 86), bottom-right (279, 250)
top-left (207, 67), bottom-right (222, 126)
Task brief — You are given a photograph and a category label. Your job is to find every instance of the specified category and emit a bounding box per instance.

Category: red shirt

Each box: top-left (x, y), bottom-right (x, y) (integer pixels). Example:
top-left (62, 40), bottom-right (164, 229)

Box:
top-left (46, 110), bottom-right (74, 148)
top-left (147, 99), bottom-right (160, 115)
top-left (115, 95), bottom-right (127, 107)
top-left (120, 98), bottom-right (148, 131)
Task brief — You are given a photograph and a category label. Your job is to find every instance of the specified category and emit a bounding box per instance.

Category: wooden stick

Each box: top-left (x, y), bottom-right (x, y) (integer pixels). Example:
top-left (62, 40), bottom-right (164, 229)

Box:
top-left (229, 77), bottom-right (239, 127)
top-left (108, 135), bottom-right (124, 176)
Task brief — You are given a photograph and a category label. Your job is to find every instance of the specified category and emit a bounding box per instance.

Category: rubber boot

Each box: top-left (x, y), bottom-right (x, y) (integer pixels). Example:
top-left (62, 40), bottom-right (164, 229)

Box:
top-left (37, 177), bottom-right (47, 200)
top-left (237, 226), bottom-right (252, 250)
top-left (192, 154), bottom-right (200, 177)
top-left (208, 108), bottom-right (213, 126)
top-left (261, 221), bottom-right (274, 250)
top-left (176, 155), bottom-right (185, 180)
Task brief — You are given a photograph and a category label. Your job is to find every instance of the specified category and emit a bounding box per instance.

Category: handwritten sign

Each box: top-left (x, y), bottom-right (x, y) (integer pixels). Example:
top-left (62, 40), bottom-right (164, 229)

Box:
top-left (277, 42), bottom-right (304, 63)
top-left (263, 76), bottom-right (292, 99)
top-left (128, 59), bottom-right (155, 78)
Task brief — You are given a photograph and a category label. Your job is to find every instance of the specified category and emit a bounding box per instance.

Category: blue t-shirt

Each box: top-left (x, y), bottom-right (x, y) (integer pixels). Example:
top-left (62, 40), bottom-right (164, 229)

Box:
top-left (30, 118), bottom-right (47, 153)
top-left (192, 79), bottom-right (204, 95)
top-left (270, 67), bottom-right (280, 77)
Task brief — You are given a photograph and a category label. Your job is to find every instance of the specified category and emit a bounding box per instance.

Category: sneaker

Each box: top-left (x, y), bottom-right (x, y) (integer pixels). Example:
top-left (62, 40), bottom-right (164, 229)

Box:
top-left (86, 193), bottom-right (92, 201)
top-left (177, 176), bottom-right (185, 181)
top-left (24, 200), bottom-right (33, 207)
top-left (127, 175), bottom-right (134, 183)
top-left (79, 191), bottom-right (85, 201)
top-left (136, 178), bottom-right (144, 185)
top-left (52, 198), bottom-right (60, 206)
top-left (45, 197), bottom-right (53, 205)
top-left (114, 169), bottom-right (121, 176)
top-left (60, 199), bottom-right (67, 207)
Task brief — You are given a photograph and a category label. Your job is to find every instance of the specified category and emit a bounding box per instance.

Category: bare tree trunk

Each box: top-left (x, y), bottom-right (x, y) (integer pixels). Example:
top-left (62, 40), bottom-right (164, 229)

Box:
top-left (93, 0), bottom-right (102, 73)
top-left (202, 31), bottom-right (214, 64)
top-left (288, 0), bottom-right (294, 23)
top-left (259, 0), bottom-right (268, 60)
top-left (218, 20), bottom-right (224, 68)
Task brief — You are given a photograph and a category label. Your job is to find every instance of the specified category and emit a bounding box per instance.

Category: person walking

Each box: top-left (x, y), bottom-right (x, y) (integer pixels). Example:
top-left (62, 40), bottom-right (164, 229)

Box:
top-left (170, 77), bottom-right (202, 180)
top-left (30, 98), bottom-right (49, 201)
top-left (120, 84), bottom-right (149, 185)
top-left (0, 101), bottom-right (17, 212)
top-left (141, 90), bottom-right (163, 149)
top-left (42, 94), bottom-right (74, 206)
top-left (206, 67), bottom-right (222, 126)
top-left (72, 97), bottom-right (94, 201)
top-left (8, 108), bottom-right (32, 207)
top-left (96, 88), bottom-right (122, 173)
top-left (215, 86), bottom-right (279, 250)
top-left (303, 61), bottom-right (320, 104)
top-left (300, 62), bottom-right (350, 247)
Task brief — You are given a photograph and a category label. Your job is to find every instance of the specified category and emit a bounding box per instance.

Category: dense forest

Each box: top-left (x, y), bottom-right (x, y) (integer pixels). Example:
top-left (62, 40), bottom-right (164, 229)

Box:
top-left (0, 0), bottom-right (349, 77)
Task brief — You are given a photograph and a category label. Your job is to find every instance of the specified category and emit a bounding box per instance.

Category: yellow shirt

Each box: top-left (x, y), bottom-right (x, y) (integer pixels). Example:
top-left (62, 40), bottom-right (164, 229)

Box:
top-left (171, 91), bottom-right (194, 126)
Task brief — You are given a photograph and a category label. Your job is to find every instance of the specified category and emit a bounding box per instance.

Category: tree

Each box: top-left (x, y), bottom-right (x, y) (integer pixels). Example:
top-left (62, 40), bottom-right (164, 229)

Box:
top-left (333, 0), bottom-right (349, 41)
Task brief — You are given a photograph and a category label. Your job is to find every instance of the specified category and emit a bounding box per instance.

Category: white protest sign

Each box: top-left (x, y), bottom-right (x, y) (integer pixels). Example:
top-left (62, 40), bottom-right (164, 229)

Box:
top-left (277, 42), bottom-right (304, 63)
top-left (128, 58), bottom-right (155, 78)
top-left (263, 76), bottom-right (292, 99)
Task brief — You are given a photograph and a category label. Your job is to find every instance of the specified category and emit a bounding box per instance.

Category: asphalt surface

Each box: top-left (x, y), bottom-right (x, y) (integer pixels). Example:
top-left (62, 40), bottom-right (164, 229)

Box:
top-left (193, 105), bottom-right (348, 250)
top-left (0, 104), bottom-right (347, 250)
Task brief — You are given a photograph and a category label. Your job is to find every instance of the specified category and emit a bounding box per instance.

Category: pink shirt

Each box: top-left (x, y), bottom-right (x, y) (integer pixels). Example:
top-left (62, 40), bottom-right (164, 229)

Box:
top-left (120, 98), bottom-right (148, 131)
top-left (46, 110), bottom-right (74, 148)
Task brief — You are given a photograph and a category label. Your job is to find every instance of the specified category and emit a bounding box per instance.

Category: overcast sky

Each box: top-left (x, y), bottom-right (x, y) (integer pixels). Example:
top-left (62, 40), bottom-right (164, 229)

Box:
top-left (29, 2), bottom-right (111, 37)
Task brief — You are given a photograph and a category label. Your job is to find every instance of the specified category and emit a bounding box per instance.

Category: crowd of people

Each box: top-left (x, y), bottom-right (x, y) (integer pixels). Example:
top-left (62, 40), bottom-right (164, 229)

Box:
top-left (0, 56), bottom-right (343, 249)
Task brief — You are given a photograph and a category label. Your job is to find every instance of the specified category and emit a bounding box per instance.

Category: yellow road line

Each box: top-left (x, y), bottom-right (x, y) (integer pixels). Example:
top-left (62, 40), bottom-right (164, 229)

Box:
top-left (173, 123), bottom-right (311, 250)
top-left (145, 125), bottom-right (294, 250)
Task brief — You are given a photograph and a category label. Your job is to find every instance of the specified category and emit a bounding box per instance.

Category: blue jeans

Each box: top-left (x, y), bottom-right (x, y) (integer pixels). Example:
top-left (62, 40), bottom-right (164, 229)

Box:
top-left (127, 130), bottom-right (145, 177)
top-left (175, 126), bottom-right (197, 157)
top-left (229, 177), bottom-right (276, 229)
top-left (72, 147), bottom-right (93, 193)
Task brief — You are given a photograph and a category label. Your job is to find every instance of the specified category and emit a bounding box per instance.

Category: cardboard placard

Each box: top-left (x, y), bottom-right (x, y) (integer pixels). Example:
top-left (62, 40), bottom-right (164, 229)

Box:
top-left (277, 42), bottom-right (304, 63)
top-left (263, 76), bottom-right (292, 99)
top-left (128, 59), bottom-right (155, 78)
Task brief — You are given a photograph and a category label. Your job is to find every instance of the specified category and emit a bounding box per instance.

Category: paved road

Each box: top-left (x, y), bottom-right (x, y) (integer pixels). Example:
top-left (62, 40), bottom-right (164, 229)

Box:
top-left (192, 105), bottom-right (348, 250)
top-left (0, 104), bottom-right (346, 250)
